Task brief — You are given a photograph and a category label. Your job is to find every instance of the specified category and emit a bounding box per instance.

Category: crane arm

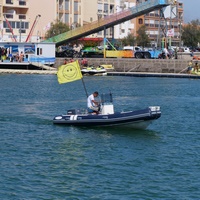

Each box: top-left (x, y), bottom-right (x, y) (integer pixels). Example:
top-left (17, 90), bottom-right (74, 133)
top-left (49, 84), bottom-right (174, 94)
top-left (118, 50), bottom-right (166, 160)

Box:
top-left (25, 14), bottom-right (41, 42)
top-left (4, 15), bottom-right (17, 42)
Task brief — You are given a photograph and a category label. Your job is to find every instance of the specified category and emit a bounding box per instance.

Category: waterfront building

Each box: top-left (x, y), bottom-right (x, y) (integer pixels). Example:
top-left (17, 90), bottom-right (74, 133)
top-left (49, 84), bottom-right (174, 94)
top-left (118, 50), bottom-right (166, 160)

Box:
top-left (0, 0), bottom-right (56, 42)
top-left (56, 0), bottom-right (184, 47)
top-left (57, 0), bottom-right (136, 40)
top-left (135, 0), bottom-right (184, 47)
top-left (0, 0), bottom-right (184, 46)
top-left (0, 0), bottom-right (30, 42)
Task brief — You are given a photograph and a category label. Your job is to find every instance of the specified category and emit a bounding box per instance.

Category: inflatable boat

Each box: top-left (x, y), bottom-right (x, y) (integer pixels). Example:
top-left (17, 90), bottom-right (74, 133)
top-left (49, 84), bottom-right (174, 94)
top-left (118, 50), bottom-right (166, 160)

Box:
top-left (53, 93), bottom-right (161, 129)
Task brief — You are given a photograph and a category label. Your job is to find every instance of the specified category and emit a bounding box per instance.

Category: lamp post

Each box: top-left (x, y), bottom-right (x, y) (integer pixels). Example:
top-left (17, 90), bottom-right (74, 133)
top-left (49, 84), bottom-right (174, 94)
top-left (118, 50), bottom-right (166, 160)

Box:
top-left (115, 5), bottom-right (121, 38)
top-left (19, 19), bottom-right (22, 42)
top-left (178, 22), bottom-right (182, 48)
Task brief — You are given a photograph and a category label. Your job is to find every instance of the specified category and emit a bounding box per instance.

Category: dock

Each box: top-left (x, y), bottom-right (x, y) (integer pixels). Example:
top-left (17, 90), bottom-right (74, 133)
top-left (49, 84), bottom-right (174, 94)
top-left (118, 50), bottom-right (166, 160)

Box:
top-left (1, 69), bottom-right (200, 79)
top-left (0, 69), bottom-right (57, 75)
top-left (107, 72), bottom-right (200, 79)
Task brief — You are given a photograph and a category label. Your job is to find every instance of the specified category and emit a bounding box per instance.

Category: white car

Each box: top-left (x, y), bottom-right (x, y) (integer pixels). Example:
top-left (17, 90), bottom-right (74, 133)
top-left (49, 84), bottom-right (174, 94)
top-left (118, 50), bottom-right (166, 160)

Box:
top-left (183, 47), bottom-right (190, 53)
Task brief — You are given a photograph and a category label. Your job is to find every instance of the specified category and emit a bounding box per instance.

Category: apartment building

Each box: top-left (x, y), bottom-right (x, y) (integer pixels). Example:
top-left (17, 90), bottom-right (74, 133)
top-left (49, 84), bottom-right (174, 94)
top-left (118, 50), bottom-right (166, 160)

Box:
top-left (114, 0), bottom-right (136, 39)
top-left (0, 0), bottom-right (29, 42)
top-left (0, 0), bottom-right (136, 42)
top-left (57, 0), bottom-right (130, 39)
top-left (135, 0), bottom-right (184, 47)
top-left (0, 0), bottom-right (183, 46)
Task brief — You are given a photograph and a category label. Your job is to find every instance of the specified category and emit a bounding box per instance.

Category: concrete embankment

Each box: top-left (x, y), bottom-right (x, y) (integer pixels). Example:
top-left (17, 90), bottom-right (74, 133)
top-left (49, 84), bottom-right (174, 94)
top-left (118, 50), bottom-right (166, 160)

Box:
top-left (0, 53), bottom-right (199, 76)
top-left (106, 71), bottom-right (200, 79)
top-left (0, 69), bottom-right (57, 75)
top-left (55, 53), bottom-right (196, 74)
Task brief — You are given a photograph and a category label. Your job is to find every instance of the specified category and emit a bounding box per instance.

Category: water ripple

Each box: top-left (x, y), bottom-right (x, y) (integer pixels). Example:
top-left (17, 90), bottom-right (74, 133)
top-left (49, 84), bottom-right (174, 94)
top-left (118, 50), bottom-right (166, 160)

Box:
top-left (0, 75), bottom-right (200, 199)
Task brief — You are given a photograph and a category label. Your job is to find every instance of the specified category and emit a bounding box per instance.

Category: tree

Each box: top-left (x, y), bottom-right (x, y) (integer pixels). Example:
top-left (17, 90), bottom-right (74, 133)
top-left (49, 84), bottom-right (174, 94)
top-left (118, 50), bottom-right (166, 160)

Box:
top-left (136, 25), bottom-right (150, 47)
top-left (45, 20), bottom-right (70, 39)
top-left (182, 19), bottom-right (200, 48)
top-left (121, 33), bottom-right (136, 46)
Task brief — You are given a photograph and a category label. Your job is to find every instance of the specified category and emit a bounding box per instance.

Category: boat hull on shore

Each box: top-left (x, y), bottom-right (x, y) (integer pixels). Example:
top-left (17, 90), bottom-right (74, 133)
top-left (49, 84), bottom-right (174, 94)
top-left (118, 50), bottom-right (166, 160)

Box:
top-left (53, 106), bottom-right (161, 129)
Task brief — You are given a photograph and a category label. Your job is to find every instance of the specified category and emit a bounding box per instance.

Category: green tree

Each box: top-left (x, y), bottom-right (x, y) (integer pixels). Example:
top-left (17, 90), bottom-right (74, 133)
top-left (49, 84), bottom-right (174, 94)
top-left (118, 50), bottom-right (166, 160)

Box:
top-left (121, 33), bottom-right (136, 46)
top-left (45, 20), bottom-right (70, 39)
top-left (136, 25), bottom-right (150, 47)
top-left (182, 19), bottom-right (200, 48)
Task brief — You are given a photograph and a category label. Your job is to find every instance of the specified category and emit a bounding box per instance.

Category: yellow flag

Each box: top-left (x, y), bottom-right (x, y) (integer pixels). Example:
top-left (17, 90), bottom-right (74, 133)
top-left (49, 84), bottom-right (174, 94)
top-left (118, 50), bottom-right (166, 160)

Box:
top-left (57, 60), bottom-right (82, 84)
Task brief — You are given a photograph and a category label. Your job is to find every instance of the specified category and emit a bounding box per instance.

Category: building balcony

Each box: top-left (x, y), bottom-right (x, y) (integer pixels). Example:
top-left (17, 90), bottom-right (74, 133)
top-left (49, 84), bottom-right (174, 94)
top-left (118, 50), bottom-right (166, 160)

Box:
top-left (4, 0), bottom-right (28, 8)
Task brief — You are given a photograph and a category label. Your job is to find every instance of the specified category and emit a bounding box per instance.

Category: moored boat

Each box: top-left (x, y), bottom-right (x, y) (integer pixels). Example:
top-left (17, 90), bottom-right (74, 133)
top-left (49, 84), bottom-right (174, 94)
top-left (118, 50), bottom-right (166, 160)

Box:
top-left (81, 65), bottom-right (106, 75)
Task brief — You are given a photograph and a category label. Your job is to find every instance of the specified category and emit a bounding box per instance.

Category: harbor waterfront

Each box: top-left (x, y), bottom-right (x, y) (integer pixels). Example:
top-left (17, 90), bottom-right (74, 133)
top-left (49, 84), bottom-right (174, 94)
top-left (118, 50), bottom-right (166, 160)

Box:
top-left (1, 74), bottom-right (200, 199)
top-left (2, 69), bottom-right (200, 79)
top-left (54, 53), bottom-right (197, 74)
top-left (0, 52), bottom-right (198, 75)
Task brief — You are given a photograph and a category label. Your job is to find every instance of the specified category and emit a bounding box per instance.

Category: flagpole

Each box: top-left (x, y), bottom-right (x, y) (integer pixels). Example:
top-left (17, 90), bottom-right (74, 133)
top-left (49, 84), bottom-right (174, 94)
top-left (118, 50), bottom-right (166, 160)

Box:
top-left (81, 78), bottom-right (88, 97)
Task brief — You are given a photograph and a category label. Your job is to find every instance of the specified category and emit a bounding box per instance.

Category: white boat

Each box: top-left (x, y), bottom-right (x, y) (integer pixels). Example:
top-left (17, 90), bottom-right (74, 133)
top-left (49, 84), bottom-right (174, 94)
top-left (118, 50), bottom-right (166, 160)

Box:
top-left (81, 65), bottom-right (106, 75)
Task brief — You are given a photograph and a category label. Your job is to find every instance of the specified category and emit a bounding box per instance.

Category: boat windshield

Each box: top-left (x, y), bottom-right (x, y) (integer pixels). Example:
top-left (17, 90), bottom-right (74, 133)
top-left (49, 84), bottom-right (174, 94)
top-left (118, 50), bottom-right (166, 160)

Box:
top-left (101, 93), bottom-right (113, 104)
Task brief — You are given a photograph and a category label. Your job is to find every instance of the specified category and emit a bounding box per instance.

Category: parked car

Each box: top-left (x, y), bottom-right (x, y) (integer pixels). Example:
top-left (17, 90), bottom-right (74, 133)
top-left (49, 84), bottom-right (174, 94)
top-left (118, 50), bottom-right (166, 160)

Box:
top-left (56, 49), bottom-right (81, 58)
top-left (183, 47), bottom-right (190, 53)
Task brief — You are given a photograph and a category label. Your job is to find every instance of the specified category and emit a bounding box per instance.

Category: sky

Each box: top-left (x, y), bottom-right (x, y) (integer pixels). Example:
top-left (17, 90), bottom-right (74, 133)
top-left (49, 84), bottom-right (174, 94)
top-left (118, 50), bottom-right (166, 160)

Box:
top-left (181, 0), bottom-right (199, 23)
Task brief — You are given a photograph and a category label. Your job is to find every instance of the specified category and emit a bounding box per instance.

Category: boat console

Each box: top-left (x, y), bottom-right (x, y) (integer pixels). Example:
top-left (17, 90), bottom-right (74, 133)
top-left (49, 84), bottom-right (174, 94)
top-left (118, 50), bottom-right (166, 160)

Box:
top-left (100, 93), bottom-right (114, 115)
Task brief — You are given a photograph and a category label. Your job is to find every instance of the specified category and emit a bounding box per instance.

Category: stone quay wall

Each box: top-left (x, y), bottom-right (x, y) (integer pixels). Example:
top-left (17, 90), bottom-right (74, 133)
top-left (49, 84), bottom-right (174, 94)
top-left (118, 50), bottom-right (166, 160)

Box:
top-left (55, 53), bottom-right (199, 74)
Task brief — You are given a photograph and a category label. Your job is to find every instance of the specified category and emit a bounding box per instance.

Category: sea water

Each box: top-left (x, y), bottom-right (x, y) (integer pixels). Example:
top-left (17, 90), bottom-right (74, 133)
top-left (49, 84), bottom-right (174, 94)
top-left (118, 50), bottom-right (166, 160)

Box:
top-left (0, 74), bottom-right (200, 199)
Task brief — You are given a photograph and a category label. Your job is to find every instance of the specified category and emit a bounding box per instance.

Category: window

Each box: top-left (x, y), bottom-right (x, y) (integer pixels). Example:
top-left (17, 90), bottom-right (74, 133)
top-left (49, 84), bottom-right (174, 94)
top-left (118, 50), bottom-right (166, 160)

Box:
top-left (65, 0), bottom-right (69, 10)
top-left (6, 0), bottom-right (13, 4)
top-left (19, 1), bottom-right (26, 6)
top-left (25, 22), bottom-right (29, 29)
top-left (104, 4), bottom-right (108, 13)
top-left (74, 14), bottom-right (78, 23)
top-left (74, 2), bottom-right (78, 12)
top-left (20, 22), bottom-right (25, 29)
top-left (19, 15), bottom-right (26, 19)
top-left (65, 14), bottom-right (69, 23)
top-left (16, 21), bottom-right (20, 28)
top-left (8, 21), bottom-right (29, 29)
top-left (5, 14), bottom-right (13, 19)
top-left (98, 3), bottom-right (103, 13)
top-left (138, 18), bottom-right (143, 24)
top-left (20, 29), bottom-right (26, 33)
top-left (10, 21), bottom-right (15, 28)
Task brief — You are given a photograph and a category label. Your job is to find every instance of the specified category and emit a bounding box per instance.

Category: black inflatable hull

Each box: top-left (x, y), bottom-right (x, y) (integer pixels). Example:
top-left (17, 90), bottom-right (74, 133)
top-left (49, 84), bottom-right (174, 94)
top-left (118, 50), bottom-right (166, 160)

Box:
top-left (53, 107), bottom-right (161, 129)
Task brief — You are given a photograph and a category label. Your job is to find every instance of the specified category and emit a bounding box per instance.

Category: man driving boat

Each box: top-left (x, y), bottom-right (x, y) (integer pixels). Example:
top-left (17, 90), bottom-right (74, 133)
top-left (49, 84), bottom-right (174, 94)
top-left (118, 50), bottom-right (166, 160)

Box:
top-left (87, 91), bottom-right (100, 114)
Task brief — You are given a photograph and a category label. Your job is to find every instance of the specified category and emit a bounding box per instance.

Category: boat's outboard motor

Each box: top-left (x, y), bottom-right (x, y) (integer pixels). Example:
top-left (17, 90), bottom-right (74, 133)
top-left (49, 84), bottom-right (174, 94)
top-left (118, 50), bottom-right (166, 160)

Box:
top-left (101, 93), bottom-right (114, 115)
